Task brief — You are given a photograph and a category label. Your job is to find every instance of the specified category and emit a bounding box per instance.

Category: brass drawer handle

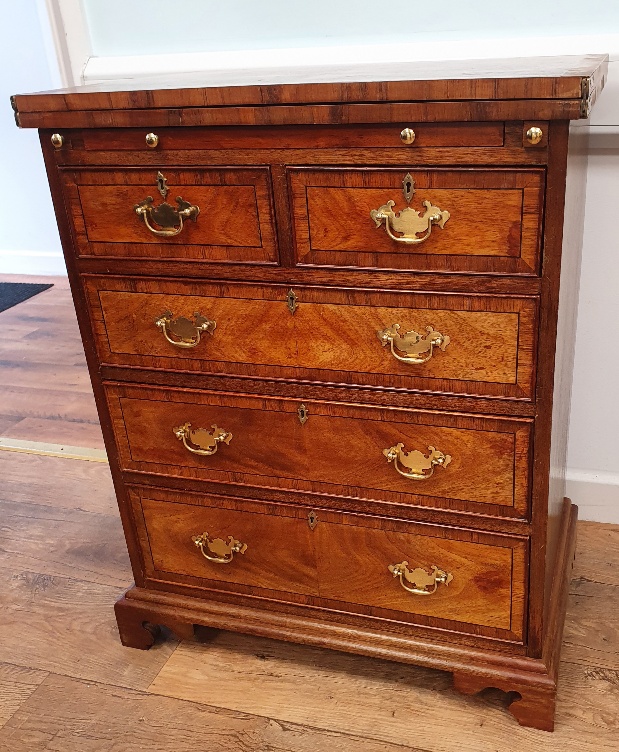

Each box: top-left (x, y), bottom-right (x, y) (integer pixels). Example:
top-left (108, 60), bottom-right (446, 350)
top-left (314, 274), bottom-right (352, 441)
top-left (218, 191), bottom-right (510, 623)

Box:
top-left (134, 171), bottom-right (199, 237)
top-left (370, 173), bottom-right (449, 245)
top-left (155, 310), bottom-right (216, 348)
top-left (377, 324), bottom-right (450, 364)
top-left (173, 423), bottom-right (232, 456)
top-left (192, 532), bottom-right (247, 564)
top-left (383, 443), bottom-right (451, 480)
top-left (388, 561), bottom-right (453, 595)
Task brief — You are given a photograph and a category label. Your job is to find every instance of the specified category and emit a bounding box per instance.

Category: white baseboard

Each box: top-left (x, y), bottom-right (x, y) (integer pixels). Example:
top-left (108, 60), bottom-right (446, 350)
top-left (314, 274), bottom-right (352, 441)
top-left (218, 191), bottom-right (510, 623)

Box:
top-left (566, 469), bottom-right (619, 524)
top-left (0, 251), bottom-right (66, 276)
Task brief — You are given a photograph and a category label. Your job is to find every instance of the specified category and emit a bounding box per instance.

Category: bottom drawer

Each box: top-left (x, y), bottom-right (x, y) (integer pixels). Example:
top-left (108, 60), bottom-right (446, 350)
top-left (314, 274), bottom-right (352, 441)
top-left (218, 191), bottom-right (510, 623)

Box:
top-left (132, 487), bottom-right (527, 642)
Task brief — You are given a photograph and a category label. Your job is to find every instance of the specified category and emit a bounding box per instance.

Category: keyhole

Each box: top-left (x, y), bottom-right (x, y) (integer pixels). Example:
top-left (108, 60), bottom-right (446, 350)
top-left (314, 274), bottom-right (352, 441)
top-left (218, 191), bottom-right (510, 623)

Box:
top-left (308, 511), bottom-right (318, 530)
top-left (402, 172), bottom-right (415, 204)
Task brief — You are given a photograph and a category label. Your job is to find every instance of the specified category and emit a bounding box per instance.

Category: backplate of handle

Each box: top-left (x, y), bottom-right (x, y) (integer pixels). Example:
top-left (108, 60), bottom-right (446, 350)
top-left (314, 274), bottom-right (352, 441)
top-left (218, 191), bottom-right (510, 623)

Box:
top-left (192, 532), bottom-right (247, 563)
top-left (155, 311), bottom-right (216, 348)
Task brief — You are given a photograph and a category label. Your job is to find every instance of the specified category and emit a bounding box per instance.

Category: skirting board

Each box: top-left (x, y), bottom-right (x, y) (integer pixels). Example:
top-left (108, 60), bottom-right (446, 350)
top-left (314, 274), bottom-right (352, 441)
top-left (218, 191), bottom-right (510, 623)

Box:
top-left (566, 470), bottom-right (619, 523)
top-left (0, 251), bottom-right (66, 276)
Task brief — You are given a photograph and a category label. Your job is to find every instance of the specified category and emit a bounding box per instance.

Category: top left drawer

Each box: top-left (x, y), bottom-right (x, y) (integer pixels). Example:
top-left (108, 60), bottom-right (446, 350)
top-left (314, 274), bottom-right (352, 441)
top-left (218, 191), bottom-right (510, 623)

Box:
top-left (59, 167), bottom-right (279, 265)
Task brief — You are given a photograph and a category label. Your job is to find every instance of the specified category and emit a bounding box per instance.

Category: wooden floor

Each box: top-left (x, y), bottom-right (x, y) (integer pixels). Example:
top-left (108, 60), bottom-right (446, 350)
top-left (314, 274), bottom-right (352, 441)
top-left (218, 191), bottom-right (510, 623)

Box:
top-left (0, 276), bottom-right (618, 751)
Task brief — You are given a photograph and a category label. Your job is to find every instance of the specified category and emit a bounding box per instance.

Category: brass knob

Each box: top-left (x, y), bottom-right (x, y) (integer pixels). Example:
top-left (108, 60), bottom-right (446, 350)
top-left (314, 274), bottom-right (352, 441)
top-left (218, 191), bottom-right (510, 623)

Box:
top-left (400, 128), bottom-right (416, 145)
top-left (526, 126), bottom-right (543, 145)
top-left (145, 132), bottom-right (159, 148)
top-left (51, 133), bottom-right (63, 149)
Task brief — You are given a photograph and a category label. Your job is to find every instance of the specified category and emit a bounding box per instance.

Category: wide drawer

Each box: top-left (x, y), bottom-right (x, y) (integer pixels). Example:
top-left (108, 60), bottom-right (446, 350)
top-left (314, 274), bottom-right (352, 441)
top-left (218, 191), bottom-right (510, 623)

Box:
top-left (132, 487), bottom-right (527, 641)
top-left (289, 167), bottom-right (544, 275)
top-left (109, 384), bottom-right (532, 519)
top-left (60, 167), bottom-right (278, 264)
top-left (86, 276), bottom-right (538, 401)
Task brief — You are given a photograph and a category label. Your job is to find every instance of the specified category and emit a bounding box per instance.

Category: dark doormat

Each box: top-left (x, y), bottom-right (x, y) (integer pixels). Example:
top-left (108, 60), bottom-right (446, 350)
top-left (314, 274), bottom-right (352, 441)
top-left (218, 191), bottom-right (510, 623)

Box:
top-left (0, 282), bottom-right (54, 314)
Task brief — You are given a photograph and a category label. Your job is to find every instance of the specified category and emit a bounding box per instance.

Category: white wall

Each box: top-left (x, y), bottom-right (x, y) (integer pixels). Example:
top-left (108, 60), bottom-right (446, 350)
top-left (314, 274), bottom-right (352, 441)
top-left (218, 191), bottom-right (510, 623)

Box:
top-left (82, 0), bottom-right (619, 55)
top-left (5, 1), bottom-right (619, 522)
top-left (0, 0), bottom-right (65, 275)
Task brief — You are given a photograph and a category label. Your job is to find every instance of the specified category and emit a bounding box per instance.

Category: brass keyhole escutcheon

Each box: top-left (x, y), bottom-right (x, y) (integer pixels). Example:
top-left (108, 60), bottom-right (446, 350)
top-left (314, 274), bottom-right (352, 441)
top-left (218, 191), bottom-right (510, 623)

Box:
top-left (402, 172), bottom-right (415, 204)
top-left (51, 133), bottom-right (63, 149)
top-left (298, 404), bottom-right (309, 425)
top-left (287, 289), bottom-right (298, 315)
top-left (400, 127), bottom-right (416, 145)
top-left (526, 126), bottom-right (543, 145)
top-left (145, 132), bottom-right (159, 148)
top-left (308, 511), bottom-right (318, 530)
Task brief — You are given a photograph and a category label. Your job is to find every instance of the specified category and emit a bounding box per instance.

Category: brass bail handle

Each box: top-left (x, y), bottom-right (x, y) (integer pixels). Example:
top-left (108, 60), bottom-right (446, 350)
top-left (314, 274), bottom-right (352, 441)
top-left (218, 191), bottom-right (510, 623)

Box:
top-left (370, 173), bottom-right (450, 245)
top-left (173, 423), bottom-right (232, 456)
top-left (134, 171), bottom-right (200, 237)
top-left (192, 532), bottom-right (247, 564)
top-left (377, 324), bottom-right (450, 364)
top-left (388, 561), bottom-right (453, 595)
top-left (383, 443), bottom-right (451, 481)
top-left (155, 311), bottom-right (216, 349)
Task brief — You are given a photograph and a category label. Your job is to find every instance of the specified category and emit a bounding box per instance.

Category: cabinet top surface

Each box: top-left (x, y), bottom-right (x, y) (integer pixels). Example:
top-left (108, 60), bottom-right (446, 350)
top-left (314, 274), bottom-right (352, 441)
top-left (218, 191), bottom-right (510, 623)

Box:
top-left (11, 54), bottom-right (608, 127)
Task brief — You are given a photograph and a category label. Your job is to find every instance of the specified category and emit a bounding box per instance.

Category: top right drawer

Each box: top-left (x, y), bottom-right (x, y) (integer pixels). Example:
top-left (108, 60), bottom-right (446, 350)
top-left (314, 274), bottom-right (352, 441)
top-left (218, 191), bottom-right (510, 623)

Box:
top-left (289, 167), bottom-right (545, 276)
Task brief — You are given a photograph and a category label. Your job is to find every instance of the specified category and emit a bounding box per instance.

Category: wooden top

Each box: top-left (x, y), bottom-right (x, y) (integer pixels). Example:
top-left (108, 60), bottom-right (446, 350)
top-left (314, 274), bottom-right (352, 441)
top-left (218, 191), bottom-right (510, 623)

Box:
top-left (11, 54), bottom-right (608, 128)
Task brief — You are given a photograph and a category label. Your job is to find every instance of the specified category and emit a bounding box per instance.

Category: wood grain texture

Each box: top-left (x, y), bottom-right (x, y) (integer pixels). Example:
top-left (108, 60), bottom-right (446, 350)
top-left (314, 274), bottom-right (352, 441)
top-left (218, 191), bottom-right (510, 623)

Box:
top-left (0, 673), bottom-right (425, 752)
top-left (63, 167), bottom-right (278, 264)
top-left (0, 564), bottom-right (177, 690)
top-left (86, 275), bottom-right (538, 401)
top-left (77, 122), bottom-right (506, 151)
top-left (107, 383), bottom-right (532, 519)
top-left (0, 499), bottom-right (129, 588)
top-left (135, 490), bottom-right (526, 639)
top-left (16, 100), bottom-right (588, 129)
top-left (12, 55), bottom-right (609, 129)
top-left (289, 167), bottom-right (544, 274)
top-left (0, 663), bottom-right (47, 729)
top-left (0, 274), bottom-right (103, 450)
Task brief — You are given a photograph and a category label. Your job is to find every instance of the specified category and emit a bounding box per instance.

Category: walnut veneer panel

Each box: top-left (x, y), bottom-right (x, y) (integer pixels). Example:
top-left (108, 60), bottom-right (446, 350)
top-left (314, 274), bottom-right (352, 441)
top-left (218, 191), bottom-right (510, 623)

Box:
top-left (61, 167), bottom-right (278, 264)
top-left (107, 383), bottom-right (532, 519)
top-left (135, 489), bottom-right (526, 641)
top-left (86, 276), bottom-right (537, 401)
top-left (141, 497), bottom-right (318, 597)
top-left (289, 167), bottom-right (544, 275)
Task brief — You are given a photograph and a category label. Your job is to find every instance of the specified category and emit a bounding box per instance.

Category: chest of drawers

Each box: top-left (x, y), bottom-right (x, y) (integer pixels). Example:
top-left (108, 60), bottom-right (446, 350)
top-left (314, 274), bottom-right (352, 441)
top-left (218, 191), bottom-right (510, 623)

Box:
top-left (12, 54), bottom-right (607, 731)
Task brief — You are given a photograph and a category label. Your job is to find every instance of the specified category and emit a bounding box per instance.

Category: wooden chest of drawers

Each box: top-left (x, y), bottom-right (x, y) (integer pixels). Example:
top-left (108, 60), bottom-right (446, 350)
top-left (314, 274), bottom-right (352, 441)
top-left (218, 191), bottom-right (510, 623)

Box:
top-left (12, 54), bottom-right (607, 731)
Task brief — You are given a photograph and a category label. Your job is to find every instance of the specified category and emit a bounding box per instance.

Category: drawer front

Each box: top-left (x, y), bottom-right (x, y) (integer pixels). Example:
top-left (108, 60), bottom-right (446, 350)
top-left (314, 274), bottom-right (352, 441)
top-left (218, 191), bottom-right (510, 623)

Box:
top-left (109, 385), bottom-right (532, 519)
top-left (87, 277), bottom-right (537, 401)
top-left (132, 487), bottom-right (526, 641)
top-left (76, 123), bottom-right (506, 151)
top-left (289, 167), bottom-right (544, 275)
top-left (61, 167), bottom-right (278, 264)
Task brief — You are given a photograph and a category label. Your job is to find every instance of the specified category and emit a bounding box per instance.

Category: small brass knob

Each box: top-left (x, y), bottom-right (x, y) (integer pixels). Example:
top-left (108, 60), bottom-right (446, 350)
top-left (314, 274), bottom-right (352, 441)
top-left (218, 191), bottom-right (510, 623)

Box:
top-left (145, 132), bottom-right (159, 148)
top-left (526, 126), bottom-right (543, 145)
top-left (400, 128), bottom-right (416, 145)
top-left (51, 133), bottom-right (63, 149)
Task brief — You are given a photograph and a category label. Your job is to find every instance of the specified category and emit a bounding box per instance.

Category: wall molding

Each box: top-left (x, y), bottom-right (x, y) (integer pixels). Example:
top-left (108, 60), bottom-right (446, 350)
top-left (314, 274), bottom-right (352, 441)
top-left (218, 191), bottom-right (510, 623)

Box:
top-left (0, 250), bottom-right (66, 276)
top-left (566, 470), bottom-right (619, 524)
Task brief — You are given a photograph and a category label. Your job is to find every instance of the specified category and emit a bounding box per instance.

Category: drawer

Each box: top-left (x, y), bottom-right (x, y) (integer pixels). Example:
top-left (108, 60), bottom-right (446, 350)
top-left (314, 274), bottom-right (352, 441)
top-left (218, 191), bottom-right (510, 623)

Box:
top-left (109, 384), bottom-right (532, 519)
top-left (75, 122), bottom-right (506, 151)
top-left (132, 487), bottom-right (526, 641)
top-left (87, 277), bottom-right (537, 401)
top-left (289, 167), bottom-right (544, 275)
top-left (60, 167), bottom-right (278, 264)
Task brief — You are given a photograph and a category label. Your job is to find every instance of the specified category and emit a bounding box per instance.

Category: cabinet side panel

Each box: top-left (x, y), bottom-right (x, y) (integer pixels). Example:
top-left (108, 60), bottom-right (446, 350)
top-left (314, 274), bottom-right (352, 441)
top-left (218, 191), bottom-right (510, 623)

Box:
top-left (545, 126), bottom-right (589, 615)
top-left (38, 131), bottom-right (147, 588)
